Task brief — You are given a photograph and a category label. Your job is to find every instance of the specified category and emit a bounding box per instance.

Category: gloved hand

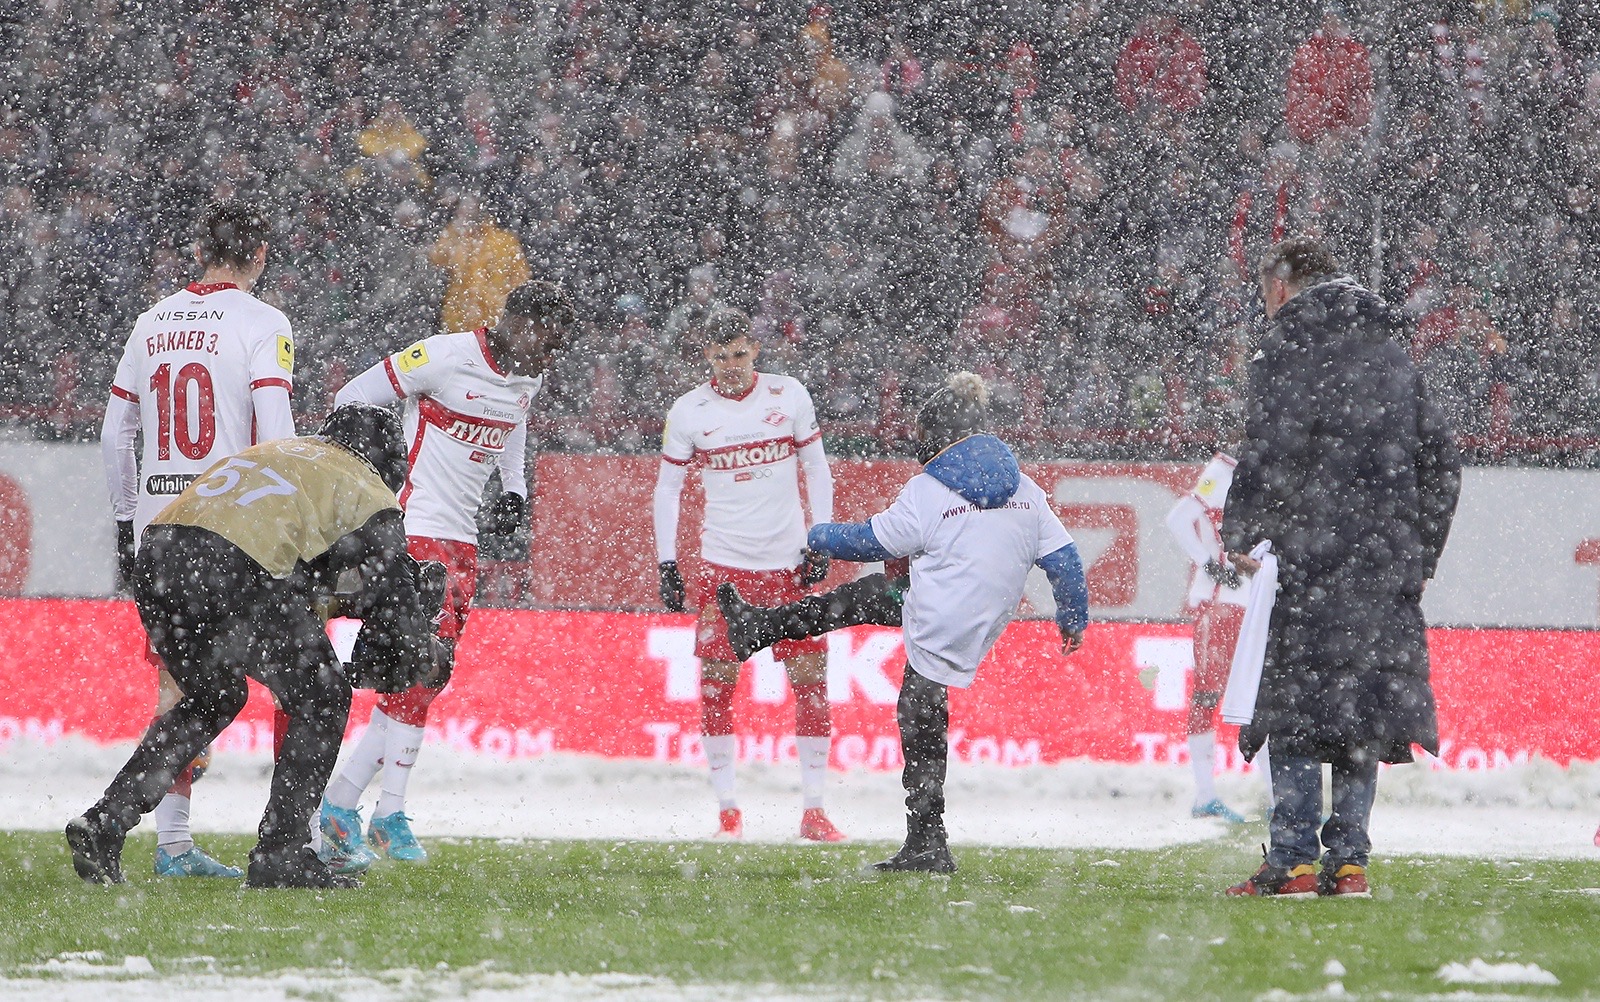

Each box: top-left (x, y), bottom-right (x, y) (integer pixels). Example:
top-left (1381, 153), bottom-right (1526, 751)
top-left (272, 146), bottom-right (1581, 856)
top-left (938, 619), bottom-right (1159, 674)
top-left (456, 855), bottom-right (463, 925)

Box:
top-left (422, 636), bottom-right (456, 689)
top-left (484, 492), bottom-right (527, 536)
top-left (416, 558), bottom-right (448, 627)
top-left (1061, 629), bottom-right (1085, 657)
top-left (1204, 558), bottom-right (1242, 590)
top-left (348, 631), bottom-right (431, 693)
top-left (116, 520), bottom-right (136, 591)
top-left (658, 560), bottom-right (685, 612)
top-left (800, 548), bottom-right (830, 586)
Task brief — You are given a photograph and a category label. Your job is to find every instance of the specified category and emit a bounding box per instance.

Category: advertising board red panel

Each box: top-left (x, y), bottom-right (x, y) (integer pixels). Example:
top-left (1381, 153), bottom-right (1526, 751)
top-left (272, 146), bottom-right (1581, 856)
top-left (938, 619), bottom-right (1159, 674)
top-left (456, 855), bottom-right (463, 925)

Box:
top-left (4, 599), bottom-right (1596, 772)
top-left (524, 454), bottom-right (1198, 614)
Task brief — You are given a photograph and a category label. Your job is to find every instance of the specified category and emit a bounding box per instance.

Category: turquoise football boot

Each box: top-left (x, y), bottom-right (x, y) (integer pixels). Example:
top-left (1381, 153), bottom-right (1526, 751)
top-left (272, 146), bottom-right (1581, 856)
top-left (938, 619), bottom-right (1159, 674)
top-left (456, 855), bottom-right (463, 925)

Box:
top-left (368, 811), bottom-right (428, 863)
top-left (155, 844), bottom-right (243, 878)
top-left (319, 799), bottom-right (376, 875)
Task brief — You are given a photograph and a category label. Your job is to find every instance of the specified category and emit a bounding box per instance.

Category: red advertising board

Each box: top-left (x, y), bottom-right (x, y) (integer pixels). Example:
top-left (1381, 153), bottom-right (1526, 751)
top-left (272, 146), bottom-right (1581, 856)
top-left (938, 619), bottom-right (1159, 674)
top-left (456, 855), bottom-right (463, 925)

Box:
top-left (4, 599), bottom-right (1597, 772)
top-left (523, 454), bottom-right (1196, 615)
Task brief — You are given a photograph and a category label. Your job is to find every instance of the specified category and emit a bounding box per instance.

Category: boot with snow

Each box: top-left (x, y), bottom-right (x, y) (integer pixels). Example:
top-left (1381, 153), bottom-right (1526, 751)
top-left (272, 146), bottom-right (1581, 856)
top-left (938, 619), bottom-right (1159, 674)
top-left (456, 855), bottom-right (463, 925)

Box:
top-left (799, 807), bottom-right (846, 843)
top-left (874, 815), bottom-right (956, 874)
top-left (718, 574), bottom-right (904, 662)
top-left (66, 810), bottom-right (128, 886)
top-left (247, 845), bottom-right (362, 889)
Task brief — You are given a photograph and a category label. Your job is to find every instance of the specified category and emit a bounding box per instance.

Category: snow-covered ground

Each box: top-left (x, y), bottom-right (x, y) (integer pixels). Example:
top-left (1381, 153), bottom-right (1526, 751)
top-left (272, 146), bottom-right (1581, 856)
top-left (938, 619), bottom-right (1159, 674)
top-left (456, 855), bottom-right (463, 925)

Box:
top-left (6, 739), bottom-right (1599, 1001)
top-left (8, 736), bottom-right (1600, 856)
top-left (0, 964), bottom-right (841, 1002)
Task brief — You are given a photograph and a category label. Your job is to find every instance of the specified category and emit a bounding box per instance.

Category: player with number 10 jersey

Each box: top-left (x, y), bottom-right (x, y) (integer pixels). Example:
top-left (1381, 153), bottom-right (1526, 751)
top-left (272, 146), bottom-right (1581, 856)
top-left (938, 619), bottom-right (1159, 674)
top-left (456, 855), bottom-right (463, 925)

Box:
top-left (100, 202), bottom-right (296, 882)
top-left (106, 286), bottom-right (295, 532)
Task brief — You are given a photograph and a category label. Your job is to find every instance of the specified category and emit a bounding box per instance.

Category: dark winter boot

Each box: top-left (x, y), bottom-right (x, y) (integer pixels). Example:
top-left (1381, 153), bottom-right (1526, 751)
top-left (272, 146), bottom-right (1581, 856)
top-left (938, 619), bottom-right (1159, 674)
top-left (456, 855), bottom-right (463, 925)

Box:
top-left (66, 809), bottom-right (128, 885)
top-left (718, 574), bottom-right (904, 662)
top-left (247, 845), bottom-right (362, 889)
top-left (874, 815), bottom-right (956, 874)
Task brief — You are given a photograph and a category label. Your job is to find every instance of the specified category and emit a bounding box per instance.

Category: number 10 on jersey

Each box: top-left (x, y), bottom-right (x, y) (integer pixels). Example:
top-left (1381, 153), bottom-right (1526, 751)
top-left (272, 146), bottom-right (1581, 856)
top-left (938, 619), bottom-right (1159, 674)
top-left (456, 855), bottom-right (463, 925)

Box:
top-left (151, 361), bottom-right (217, 461)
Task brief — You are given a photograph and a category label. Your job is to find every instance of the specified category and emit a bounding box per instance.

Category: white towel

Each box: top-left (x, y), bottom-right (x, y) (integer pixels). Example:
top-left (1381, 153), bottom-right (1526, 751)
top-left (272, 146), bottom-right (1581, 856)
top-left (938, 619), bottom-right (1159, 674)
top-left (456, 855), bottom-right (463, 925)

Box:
top-left (1221, 540), bottom-right (1279, 726)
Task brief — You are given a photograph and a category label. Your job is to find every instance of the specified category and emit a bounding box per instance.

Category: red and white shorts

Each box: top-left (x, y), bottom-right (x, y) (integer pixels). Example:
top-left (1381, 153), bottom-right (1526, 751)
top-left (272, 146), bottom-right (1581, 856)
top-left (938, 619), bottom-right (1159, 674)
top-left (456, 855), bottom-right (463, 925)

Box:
top-left (408, 536), bottom-right (478, 642)
top-left (690, 562), bottom-right (825, 663)
top-left (1192, 599), bottom-right (1245, 693)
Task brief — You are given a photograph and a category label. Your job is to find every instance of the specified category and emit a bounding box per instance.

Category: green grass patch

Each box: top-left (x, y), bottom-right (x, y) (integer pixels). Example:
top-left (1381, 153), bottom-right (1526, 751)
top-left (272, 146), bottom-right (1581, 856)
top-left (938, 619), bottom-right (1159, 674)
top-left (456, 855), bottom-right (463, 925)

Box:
top-left (4, 830), bottom-right (1599, 999)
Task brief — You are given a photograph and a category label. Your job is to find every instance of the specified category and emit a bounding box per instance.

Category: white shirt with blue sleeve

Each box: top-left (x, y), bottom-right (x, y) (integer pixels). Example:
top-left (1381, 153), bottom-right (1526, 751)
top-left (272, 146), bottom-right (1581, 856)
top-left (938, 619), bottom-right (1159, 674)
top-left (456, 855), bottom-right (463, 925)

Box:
top-left (868, 472), bottom-right (1073, 689)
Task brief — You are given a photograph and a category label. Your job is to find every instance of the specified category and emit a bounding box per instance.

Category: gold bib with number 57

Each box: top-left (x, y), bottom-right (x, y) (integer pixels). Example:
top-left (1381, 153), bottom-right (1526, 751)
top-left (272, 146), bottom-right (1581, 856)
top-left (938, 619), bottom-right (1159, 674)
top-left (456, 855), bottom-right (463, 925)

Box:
top-left (153, 438), bottom-right (399, 579)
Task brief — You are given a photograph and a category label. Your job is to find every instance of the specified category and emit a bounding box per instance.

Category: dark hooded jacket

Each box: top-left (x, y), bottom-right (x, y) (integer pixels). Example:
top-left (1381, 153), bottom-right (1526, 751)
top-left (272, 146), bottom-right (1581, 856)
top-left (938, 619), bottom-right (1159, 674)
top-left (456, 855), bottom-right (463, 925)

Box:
top-left (1221, 276), bottom-right (1461, 763)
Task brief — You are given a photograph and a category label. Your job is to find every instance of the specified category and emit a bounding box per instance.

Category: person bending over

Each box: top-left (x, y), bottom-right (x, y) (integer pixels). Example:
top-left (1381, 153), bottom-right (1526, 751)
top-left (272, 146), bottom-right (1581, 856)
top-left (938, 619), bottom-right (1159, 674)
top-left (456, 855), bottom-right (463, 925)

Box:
top-left (67, 405), bottom-right (439, 889)
top-left (320, 281), bottom-right (574, 870)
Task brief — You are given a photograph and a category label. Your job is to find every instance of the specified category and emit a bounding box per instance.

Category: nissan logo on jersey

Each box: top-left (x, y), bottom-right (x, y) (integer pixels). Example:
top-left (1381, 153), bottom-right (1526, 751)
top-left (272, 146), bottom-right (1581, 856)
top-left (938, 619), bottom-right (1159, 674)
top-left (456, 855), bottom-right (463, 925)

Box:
top-left (445, 420), bottom-right (511, 449)
top-left (707, 440), bottom-right (793, 471)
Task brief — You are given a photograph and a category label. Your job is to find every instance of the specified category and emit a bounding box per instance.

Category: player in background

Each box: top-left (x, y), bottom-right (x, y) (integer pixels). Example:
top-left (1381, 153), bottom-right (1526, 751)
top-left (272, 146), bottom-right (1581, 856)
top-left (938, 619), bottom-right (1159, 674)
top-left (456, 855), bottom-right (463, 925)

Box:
top-left (1164, 451), bottom-right (1269, 824)
top-left (652, 308), bottom-right (843, 842)
top-left (318, 280), bottom-right (575, 869)
top-left (100, 201), bottom-right (295, 879)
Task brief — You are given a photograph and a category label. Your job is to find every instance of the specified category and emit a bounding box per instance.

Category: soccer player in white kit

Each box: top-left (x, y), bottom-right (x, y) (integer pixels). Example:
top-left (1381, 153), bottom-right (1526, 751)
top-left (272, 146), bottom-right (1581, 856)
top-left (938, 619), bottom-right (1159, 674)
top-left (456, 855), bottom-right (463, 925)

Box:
top-left (651, 308), bottom-right (844, 842)
top-left (101, 202), bottom-right (296, 879)
top-left (1164, 451), bottom-right (1265, 824)
top-left (319, 281), bottom-right (575, 870)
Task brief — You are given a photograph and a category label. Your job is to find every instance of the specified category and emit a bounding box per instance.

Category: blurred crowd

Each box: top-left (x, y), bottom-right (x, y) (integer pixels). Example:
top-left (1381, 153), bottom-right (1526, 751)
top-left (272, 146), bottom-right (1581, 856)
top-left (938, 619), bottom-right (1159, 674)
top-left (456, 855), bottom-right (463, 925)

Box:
top-left (3, 0), bottom-right (1600, 463)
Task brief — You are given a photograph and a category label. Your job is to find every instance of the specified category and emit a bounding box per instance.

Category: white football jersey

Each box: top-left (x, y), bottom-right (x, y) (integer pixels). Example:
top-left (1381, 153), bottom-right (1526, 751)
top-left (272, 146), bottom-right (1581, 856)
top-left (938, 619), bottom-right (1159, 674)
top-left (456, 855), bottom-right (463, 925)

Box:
top-left (372, 329), bottom-right (540, 544)
top-left (1170, 452), bottom-right (1247, 608)
top-left (110, 282), bottom-right (294, 533)
top-left (662, 373), bottom-right (822, 570)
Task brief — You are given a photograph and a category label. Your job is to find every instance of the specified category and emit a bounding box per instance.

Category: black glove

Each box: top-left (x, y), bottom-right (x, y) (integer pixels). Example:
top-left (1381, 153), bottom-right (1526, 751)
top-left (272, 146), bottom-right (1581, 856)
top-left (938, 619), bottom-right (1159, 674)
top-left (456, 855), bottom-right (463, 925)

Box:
top-left (800, 548), bottom-right (830, 586)
top-left (1204, 558), bottom-right (1242, 590)
top-left (659, 560), bottom-right (685, 612)
top-left (116, 520), bottom-right (136, 591)
top-left (484, 491), bottom-right (527, 536)
top-left (348, 629), bottom-right (431, 693)
top-left (416, 558), bottom-right (448, 627)
top-left (422, 636), bottom-right (456, 689)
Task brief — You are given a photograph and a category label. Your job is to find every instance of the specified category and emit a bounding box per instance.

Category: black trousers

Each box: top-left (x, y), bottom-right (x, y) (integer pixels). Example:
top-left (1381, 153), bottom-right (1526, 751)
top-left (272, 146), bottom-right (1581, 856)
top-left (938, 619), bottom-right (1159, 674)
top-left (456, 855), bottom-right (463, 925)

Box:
top-left (98, 526), bottom-right (351, 855)
top-left (897, 666), bottom-right (949, 829)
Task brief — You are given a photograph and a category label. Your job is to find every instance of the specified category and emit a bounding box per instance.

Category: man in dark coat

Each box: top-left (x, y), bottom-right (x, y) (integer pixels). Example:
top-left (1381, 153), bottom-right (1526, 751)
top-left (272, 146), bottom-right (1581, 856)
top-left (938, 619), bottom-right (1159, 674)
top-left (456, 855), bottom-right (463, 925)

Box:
top-left (1221, 237), bottom-right (1461, 898)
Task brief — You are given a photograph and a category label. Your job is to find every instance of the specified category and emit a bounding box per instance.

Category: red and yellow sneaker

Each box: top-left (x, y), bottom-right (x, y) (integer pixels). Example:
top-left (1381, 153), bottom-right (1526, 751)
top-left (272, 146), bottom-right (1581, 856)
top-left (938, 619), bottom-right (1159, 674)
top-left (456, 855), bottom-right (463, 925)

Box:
top-left (1320, 863), bottom-right (1370, 897)
top-left (714, 807), bottom-right (743, 839)
top-left (1226, 860), bottom-right (1319, 897)
top-left (799, 807), bottom-right (846, 843)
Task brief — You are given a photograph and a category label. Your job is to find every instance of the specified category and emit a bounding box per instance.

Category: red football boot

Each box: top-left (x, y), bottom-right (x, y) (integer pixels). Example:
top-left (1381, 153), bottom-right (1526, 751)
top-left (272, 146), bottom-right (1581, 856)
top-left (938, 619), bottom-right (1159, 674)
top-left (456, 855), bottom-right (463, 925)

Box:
top-left (714, 808), bottom-right (743, 839)
top-left (799, 807), bottom-right (846, 843)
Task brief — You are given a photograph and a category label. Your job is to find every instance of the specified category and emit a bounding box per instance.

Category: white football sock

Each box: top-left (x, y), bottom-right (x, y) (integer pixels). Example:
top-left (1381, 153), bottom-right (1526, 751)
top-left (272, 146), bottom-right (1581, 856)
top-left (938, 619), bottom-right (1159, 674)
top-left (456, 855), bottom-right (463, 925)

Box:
top-left (326, 709), bottom-right (392, 810)
top-left (375, 716), bottom-right (426, 818)
top-left (705, 734), bottom-right (738, 810)
top-left (797, 735), bottom-right (829, 809)
top-left (154, 793), bottom-right (193, 856)
top-left (1188, 731), bottom-right (1217, 804)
